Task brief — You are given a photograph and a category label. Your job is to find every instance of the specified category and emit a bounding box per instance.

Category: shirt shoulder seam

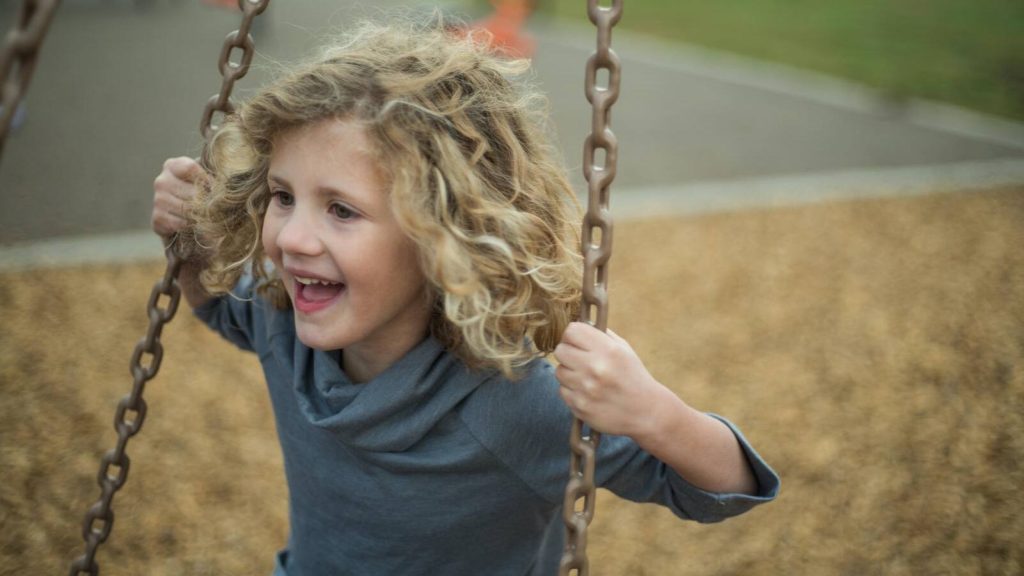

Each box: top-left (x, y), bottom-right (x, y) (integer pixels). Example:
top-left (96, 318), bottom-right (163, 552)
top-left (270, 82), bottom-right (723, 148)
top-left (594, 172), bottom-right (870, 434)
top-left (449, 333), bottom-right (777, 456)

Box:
top-left (454, 406), bottom-right (562, 508)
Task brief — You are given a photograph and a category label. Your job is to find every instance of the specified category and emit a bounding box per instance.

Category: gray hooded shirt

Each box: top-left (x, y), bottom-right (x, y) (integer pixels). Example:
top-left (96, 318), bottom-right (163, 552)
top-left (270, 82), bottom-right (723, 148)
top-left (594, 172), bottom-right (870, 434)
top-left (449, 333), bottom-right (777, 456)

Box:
top-left (194, 279), bottom-right (779, 576)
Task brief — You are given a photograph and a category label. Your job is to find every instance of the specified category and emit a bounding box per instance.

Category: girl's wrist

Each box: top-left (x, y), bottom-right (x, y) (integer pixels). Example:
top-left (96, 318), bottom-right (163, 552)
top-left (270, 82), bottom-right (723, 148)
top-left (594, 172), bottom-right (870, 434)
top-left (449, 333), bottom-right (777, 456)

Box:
top-left (629, 380), bottom-right (690, 449)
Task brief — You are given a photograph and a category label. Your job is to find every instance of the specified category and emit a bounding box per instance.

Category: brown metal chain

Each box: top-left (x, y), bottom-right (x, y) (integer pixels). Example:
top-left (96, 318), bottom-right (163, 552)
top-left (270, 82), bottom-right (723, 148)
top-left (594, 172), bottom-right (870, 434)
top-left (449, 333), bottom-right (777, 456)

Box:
top-left (199, 0), bottom-right (269, 141)
top-left (68, 2), bottom-right (269, 574)
top-left (0, 0), bottom-right (60, 161)
top-left (559, 1), bottom-right (622, 575)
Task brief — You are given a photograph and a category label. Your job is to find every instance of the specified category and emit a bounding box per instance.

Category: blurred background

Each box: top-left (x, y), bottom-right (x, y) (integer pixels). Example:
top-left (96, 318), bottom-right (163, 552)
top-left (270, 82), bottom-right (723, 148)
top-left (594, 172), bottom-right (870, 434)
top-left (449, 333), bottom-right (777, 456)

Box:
top-left (1, 1), bottom-right (1023, 575)
top-left (1, 0), bottom-right (1022, 246)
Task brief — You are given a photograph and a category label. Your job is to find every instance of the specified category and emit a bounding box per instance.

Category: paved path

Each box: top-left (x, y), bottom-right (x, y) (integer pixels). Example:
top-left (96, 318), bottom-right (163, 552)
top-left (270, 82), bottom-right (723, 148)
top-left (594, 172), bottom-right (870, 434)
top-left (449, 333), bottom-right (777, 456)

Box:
top-left (1, 0), bottom-right (1022, 269)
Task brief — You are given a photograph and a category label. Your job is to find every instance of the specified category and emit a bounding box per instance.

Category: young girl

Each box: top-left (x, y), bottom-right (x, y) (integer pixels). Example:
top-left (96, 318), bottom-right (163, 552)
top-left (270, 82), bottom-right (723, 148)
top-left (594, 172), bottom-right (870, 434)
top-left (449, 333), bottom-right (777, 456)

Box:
top-left (151, 19), bottom-right (778, 575)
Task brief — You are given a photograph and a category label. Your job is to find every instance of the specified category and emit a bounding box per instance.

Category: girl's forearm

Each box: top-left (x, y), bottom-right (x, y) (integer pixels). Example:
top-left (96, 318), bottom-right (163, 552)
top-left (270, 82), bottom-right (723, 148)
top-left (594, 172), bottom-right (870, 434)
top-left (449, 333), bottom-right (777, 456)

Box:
top-left (633, 388), bottom-right (758, 496)
top-left (177, 256), bottom-right (214, 310)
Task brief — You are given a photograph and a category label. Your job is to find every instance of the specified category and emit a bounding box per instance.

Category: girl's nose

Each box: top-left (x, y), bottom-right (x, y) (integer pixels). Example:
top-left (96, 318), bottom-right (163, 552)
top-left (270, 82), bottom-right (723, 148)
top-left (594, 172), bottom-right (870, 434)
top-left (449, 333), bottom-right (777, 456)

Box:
top-left (275, 209), bottom-right (323, 256)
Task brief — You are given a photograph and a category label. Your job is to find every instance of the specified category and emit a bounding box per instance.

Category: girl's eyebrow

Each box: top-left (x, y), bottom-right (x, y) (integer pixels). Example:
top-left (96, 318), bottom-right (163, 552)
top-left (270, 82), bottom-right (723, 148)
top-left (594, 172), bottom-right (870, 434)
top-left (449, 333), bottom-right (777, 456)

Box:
top-left (268, 173), bottom-right (364, 207)
top-left (267, 173), bottom-right (289, 188)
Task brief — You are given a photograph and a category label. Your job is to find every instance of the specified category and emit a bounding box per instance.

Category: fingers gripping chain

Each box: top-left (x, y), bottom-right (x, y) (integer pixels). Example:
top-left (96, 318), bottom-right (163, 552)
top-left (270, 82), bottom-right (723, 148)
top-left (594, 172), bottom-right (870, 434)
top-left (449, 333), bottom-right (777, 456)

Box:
top-left (69, 3), bottom-right (269, 574)
top-left (559, 1), bottom-right (622, 575)
top-left (0, 0), bottom-right (60, 160)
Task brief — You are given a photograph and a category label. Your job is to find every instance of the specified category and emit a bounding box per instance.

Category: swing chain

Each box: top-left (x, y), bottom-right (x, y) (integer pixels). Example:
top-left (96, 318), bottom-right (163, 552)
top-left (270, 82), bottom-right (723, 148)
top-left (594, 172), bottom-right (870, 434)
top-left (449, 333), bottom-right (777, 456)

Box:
top-left (68, 3), bottom-right (269, 574)
top-left (68, 249), bottom-right (184, 576)
top-left (0, 0), bottom-right (60, 158)
top-left (559, 1), bottom-right (622, 575)
top-left (199, 0), bottom-right (271, 141)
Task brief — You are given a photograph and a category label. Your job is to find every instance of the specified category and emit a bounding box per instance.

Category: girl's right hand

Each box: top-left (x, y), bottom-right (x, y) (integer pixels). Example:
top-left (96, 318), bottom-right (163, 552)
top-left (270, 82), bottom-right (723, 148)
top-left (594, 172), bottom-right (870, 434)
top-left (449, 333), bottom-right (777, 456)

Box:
top-left (151, 156), bottom-right (206, 239)
top-left (151, 156), bottom-right (215, 309)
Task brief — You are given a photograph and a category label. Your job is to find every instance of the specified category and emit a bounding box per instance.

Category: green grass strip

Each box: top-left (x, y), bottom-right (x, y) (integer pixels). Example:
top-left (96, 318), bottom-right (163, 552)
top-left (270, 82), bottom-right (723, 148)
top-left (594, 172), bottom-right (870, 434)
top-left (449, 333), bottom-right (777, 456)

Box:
top-left (542, 0), bottom-right (1024, 121)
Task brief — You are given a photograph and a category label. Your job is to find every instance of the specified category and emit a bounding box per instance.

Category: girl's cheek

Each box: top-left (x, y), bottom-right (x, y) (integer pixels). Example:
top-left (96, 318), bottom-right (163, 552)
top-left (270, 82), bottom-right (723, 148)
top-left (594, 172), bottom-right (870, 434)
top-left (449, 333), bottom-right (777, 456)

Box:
top-left (261, 215), bottom-right (279, 258)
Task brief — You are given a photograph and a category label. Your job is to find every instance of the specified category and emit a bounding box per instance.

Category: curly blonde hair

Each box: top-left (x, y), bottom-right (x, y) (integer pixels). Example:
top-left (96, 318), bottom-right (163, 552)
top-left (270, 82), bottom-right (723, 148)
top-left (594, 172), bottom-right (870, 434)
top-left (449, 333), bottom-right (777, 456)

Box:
top-left (190, 17), bottom-right (583, 378)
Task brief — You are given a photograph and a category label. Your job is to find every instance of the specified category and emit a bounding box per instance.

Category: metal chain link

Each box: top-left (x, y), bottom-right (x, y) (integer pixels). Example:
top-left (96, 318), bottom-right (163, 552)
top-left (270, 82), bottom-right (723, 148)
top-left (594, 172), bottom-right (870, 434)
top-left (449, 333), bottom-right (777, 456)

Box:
top-left (67, 250), bottom-right (183, 576)
top-left (0, 0), bottom-right (60, 160)
top-left (68, 2), bottom-right (269, 574)
top-left (559, 1), bottom-right (622, 575)
top-left (199, 0), bottom-right (269, 141)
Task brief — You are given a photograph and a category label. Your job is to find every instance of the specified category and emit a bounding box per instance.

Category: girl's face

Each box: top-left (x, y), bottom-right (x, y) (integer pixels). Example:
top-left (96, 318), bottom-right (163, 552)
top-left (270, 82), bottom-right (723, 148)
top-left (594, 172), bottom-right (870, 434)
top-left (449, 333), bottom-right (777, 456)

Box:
top-left (263, 119), bottom-right (431, 373)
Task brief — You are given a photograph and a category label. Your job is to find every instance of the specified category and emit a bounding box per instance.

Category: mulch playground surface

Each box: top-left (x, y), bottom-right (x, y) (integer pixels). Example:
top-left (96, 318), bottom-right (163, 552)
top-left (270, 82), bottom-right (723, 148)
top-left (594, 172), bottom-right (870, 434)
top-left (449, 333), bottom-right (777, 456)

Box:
top-left (2, 188), bottom-right (1022, 575)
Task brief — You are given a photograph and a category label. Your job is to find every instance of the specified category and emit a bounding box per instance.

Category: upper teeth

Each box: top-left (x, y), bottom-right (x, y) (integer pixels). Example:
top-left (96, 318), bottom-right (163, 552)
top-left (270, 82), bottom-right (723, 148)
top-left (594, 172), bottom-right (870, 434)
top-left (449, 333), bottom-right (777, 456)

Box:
top-left (295, 276), bottom-right (339, 286)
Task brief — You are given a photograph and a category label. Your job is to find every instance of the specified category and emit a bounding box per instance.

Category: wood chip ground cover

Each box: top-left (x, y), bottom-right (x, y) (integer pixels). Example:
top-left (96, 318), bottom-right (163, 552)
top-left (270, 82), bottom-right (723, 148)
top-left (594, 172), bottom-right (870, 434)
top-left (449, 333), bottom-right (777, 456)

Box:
top-left (1, 188), bottom-right (1021, 575)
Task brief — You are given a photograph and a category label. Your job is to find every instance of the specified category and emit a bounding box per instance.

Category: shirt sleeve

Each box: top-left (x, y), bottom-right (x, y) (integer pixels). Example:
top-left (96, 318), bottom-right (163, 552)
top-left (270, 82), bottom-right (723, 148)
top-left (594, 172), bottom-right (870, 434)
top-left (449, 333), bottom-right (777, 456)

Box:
top-left (191, 273), bottom-right (265, 354)
top-left (461, 360), bottom-right (779, 524)
top-left (596, 414), bottom-right (779, 523)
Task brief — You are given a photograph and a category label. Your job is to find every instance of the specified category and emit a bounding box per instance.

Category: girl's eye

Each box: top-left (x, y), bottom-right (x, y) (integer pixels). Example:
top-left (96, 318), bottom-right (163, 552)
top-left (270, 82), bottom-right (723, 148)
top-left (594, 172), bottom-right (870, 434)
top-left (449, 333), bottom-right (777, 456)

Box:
top-left (330, 203), bottom-right (356, 220)
top-left (272, 190), bottom-right (294, 207)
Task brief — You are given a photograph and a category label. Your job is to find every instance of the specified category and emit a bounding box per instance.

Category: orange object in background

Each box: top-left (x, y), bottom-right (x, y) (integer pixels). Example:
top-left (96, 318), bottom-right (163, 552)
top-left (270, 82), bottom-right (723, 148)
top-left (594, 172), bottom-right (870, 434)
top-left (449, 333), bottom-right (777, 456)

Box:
top-left (200, 1), bottom-right (535, 57)
top-left (202, 0), bottom-right (239, 10)
top-left (466, 0), bottom-right (537, 58)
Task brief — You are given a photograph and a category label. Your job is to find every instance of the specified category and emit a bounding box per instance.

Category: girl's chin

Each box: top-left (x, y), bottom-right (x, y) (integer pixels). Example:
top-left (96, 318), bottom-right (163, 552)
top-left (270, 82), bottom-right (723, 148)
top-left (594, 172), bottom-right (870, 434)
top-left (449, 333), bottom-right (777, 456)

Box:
top-left (294, 329), bottom-right (346, 352)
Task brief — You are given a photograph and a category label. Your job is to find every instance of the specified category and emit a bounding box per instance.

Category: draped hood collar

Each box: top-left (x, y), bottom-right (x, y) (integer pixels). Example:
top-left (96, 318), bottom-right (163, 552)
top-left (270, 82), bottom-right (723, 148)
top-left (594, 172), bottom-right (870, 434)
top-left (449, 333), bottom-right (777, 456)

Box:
top-left (283, 335), bottom-right (495, 452)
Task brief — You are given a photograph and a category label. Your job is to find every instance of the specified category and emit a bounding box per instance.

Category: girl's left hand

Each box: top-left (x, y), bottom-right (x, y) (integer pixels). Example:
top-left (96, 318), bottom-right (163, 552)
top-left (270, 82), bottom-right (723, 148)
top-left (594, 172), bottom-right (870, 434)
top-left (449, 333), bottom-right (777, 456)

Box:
top-left (554, 321), bottom-right (672, 439)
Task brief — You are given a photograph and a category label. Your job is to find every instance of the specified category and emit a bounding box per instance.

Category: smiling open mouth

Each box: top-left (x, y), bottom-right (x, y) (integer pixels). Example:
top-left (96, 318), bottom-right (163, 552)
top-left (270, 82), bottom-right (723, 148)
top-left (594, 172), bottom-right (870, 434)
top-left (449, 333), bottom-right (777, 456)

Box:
top-left (294, 276), bottom-right (345, 313)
